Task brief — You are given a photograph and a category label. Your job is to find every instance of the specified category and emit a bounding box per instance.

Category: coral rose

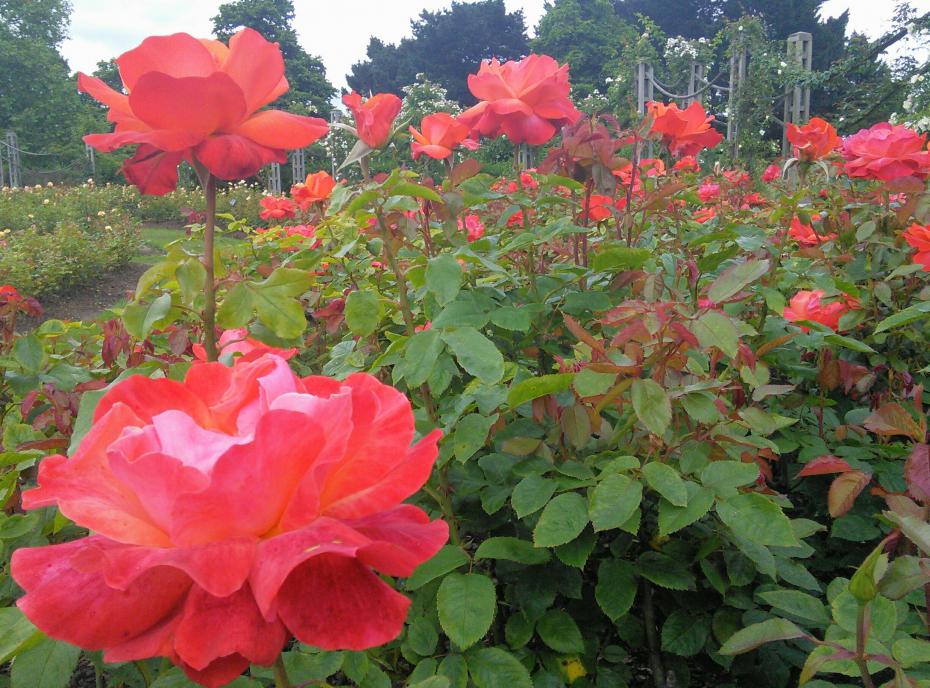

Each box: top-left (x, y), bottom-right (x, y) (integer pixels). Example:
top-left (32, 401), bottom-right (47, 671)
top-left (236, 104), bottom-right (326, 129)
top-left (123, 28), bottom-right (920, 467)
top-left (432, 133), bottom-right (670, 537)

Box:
top-left (583, 194), bottom-right (614, 222)
top-left (842, 122), bottom-right (930, 183)
top-left (458, 54), bottom-right (581, 146)
top-left (459, 214), bottom-right (486, 242)
top-left (647, 101), bottom-right (723, 157)
top-left (409, 113), bottom-right (478, 160)
top-left (786, 117), bottom-right (840, 161)
top-left (258, 196), bottom-right (296, 222)
top-left (291, 171), bottom-right (336, 209)
top-left (761, 163), bottom-right (781, 182)
top-left (698, 182), bottom-right (720, 203)
top-left (342, 92), bottom-right (402, 149)
top-left (78, 29), bottom-right (328, 195)
top-left (12, 354), bottom-right (447, 687)
top-left (783, 290), bottom-right (852, 331)
top-left (903, 223), bottom-right (930, 271)
top-left (788, 215), bottom-right (837, 246)
top-left (674, 156), bottom-right (699, 172)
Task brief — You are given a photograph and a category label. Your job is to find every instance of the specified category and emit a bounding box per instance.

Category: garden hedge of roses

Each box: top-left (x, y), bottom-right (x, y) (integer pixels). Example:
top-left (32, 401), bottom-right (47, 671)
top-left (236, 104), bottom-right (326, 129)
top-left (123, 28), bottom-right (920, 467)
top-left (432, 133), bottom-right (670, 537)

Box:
top-left (1, 28), bottom-right (930, 688)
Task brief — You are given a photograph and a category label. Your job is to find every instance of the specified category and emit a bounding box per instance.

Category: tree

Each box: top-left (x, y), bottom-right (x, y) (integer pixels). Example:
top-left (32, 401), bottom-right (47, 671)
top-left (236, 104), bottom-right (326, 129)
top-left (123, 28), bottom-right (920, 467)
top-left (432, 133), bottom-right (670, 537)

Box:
top-left (212, 0), bottom-right (335, 116)
top-left (0, 0), bottom-right (71, 46)
top-left (347, 0), bottom-right (529, 105)
top-left (533, 0), bottom-right (636, 98)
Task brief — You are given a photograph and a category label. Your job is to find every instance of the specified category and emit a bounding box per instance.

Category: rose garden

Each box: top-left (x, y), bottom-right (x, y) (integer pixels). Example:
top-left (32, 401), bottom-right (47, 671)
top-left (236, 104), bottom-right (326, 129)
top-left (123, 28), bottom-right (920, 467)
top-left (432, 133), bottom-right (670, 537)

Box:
top-left (2, 2), bottom-right (930, 688)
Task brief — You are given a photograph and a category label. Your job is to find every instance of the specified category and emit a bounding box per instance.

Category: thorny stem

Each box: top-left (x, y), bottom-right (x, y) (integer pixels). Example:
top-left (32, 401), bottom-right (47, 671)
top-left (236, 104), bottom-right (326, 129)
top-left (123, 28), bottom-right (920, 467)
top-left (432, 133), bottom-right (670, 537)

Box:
top-left (273, 655), bottom-right (292, 688)
top-left (623, 142), bottom-right (641, 245)
top-left (193, 164), bottom-right (219, 361)
top-left (855, 602), bottom-right (877, 688)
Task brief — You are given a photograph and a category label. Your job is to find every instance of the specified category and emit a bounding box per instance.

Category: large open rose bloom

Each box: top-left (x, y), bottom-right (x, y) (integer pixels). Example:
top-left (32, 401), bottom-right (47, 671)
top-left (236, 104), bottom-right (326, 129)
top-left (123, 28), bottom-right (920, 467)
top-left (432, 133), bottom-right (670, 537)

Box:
top-left (457, 54), bottom-right (581, 146)
top-left (78, 29), bottom-right (329, 195)
top-left (842, 122), bottom-right (930, 182)
top-left (409, 113), bottom-right (478, 160)
top-left (12, 353), bottom-right (447, 687)
top-left (786, 117), bottom-right (840, 161)
top-left (647, 101), bottom-right (723, 157)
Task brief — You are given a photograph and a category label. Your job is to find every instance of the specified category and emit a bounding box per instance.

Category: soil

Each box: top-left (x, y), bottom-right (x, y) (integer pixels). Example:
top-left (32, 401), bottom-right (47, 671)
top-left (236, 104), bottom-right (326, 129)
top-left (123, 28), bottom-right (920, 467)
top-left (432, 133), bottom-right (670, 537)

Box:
top-left (17, 261), bottom-right (149, 329)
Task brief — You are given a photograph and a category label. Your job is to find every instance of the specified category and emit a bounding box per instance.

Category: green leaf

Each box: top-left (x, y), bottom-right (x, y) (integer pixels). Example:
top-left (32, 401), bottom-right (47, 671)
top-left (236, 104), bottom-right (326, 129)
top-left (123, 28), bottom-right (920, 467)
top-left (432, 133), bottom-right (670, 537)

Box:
top-left (642, 462), bottom-right (688, 506)
top-left (453, 414), bottom-right (495, 462)
top-left (536, 610), bottom-right (584, 653)
top-left (873, 300), bottom-right (930, 334)
top-left (442, 328), bottom-right (504, 385)
top-left (391, 181), bottom-right (442, 202)
top-left (437, 573), bottom-right (496, 650)
top-left (467, 648), bottom-right (532, 688)
top-left (886, 512), bottom-right (930, 555)
top-left (217, 282), bottom-right (252, 328)
top-left (0, 608), bottom-right (42, 664)
top-left (426, 254), bottom-right (463, 306)
top-left (658, 484), bottom-right (715, 536)
top-left (11, 637), bottom-right (80, 688)
top-left (12, 335), bottom-right (43, 372)
top-left (533, 492), bottom-right (589, 547)
top-left (692, 310), bottom-right (739, 358)
top-left (123, 292), bottom-right (172, 339)
top-left (631, 379), bottom-right (671, 436)
top-left (175, 258), bottom-right (206, 307)
top-left (661, 611), bottom-right (711, 657)
top-left (823, 334), bottom-right (876, 354)
top-left (511, 476), bottom-right (557, 518)
top-left (507, 373), bottom-right (574, 408)
top-left (595, 560), bottom-right (637, 620)
top-left (718, 619), bottom-right (805, 656)
top-left (406, 546), bottom-right (469, 591)
top-left (475, 537), bottom-right (550, 565)
top-left (345, 289), bottom-right (381, 337)
top-left (637, 552), bottom-right (695, 590)
top-left (759, 590), bottom-right (830, 625)
top-left (893, 638), bottom-right (930, 669)
top-left (707, 259), bottom-right (769, 303)
top-left (700, 461), bottom-right (760, 496)
top-left (589, 473), bottom-right (642, 532)
top-left (849, 544), bottom-right (888, 602)
top-left (716, 493), bottom-right (800, 547)
top-left (408, 617), bottom-right (439, 657)
top-left (490, 306), bottom-right (530, 332)
top-left (591, 244), bottom-right (651, 272)
top-left (246, 268), bottom-right (312, 339)
top-left (402, 330), bottom-right (444, 387)
top-left (573, 368), bottom-right (616, 397)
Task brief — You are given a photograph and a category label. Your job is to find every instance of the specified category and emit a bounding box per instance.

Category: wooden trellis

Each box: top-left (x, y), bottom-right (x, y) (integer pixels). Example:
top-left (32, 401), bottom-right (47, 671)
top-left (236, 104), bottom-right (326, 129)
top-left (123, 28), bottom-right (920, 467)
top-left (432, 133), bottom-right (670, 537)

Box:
top-left (782, 31), bottom-right (814, 155)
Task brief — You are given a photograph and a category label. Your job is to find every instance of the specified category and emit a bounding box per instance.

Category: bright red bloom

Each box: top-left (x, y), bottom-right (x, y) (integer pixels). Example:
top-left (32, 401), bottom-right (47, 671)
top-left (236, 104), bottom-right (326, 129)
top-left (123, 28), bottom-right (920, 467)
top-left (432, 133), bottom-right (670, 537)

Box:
top-left (342, 92), bottom-right (402, 148)
top-left (291, 171), bottom-right (336, 209)
top-left (788, 215), bottom-right (836, 246)
top-left (646, 101), bottom-right (723, 157)
top-left (584, 194), bottom-right (614, 222)
top-left (783, 290), bottom-right (852, 331)
top-left (520, 170), bottom-right (539, 189)
top-left (786, 117), bottom-right (840, 161)
top-left (762, 163), bottom-right (781, 182)
top-left (459, 214), bottom-right (486, 242)
top-left (258, 196), bottom-right (296, 222)
top-left (193, 328), bottom-right (297, 362)
top-left (0, 285), bottom-right (41, 318)
top-left (697, 182), bottom-right (720, 203)
top-left (693, 207), bottom-right (716, 224)
top-left (842, 122), bottom-right (930, 182)
top-left (78, 29), bottom-right (328, 195)
top-left (674, 156), bottom-right (699, 172)
top-left (12, 354), bottom-right (446, 687)
top-left (903, 223), bottom-right (930, 271)
top-left (458, 54), bottom-right (581, 146)
top-left (409, 113), bottom-right (478, 160)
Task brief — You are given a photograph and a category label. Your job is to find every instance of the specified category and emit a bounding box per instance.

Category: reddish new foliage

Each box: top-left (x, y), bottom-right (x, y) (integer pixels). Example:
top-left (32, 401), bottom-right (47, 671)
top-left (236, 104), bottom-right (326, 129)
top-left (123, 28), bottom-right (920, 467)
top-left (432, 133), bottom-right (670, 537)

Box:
top-left (12, 353), bottom-right (447, 687)
top-left (258, 196), bottom-right (296, 222)
top-left (788, 215), bottom-right (837, 246)
top-left (783, 290), bottom-right (854, 331)
top-left (786, 117), bottom-right (840, 161)
top-left (903, 223), bottom-right (930, 271)
top-left (78, 29), bottom-right (328, 195)
top-left (291, 171), bottom-right (336, 209)
top-left (342, 92), bottom-right (402, 148)
top-left (458, 54), bottom-right (581, 146)
top-left (646, 101), bottom-right (723, 157)
top-left (842, 122), bottom-right (930, 183)
top-left (409, 113), bottom-right (477, 160)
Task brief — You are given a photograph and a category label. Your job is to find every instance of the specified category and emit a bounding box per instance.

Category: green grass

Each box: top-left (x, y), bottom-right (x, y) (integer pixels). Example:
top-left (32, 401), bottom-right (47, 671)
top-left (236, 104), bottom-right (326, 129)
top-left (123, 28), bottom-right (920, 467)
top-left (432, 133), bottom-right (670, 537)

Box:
top-left (133, 226), bottom-right (246, 266)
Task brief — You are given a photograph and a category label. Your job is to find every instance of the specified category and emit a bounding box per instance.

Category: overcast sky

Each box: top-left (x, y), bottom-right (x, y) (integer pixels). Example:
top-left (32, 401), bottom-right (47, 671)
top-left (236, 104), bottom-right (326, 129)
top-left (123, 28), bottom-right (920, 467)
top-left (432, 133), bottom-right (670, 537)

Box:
top-left (61, 0), bottom-right (930, 90)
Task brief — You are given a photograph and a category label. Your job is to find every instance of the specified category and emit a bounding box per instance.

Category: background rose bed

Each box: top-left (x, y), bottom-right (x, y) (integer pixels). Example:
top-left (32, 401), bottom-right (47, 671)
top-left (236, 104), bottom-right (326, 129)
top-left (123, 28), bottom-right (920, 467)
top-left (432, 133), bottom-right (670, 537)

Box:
top-left (2, 21), bottom-right (930, 688)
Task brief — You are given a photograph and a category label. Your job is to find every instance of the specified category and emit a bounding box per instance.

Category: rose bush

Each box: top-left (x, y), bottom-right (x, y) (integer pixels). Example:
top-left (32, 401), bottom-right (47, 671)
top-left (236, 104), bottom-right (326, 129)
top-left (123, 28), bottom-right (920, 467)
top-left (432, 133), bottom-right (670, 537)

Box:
top-left (3, 28), bottom-right (930, 688)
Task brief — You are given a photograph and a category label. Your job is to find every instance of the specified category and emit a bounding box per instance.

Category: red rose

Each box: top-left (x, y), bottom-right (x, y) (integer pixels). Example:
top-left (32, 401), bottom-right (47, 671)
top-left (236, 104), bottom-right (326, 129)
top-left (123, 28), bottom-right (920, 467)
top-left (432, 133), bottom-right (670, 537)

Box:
top-left (291, 171), bottom-right (336, 209)
top-left (788, 215), bottom-right (837, 246)
top-left (647, 101), bottom-right (723, 157)
top-left (787, 117), bottom-right (840, 161)
top-left (783, 290), bottom-right (853, 331)
top-left (903, 223), bottom-right (930, 271)
top-left (409, 113), bottom-right (478, 160)
top-left (342, 92), bottom-right (402, 149)
top-left (258, 196), bottom-right (296, 221)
